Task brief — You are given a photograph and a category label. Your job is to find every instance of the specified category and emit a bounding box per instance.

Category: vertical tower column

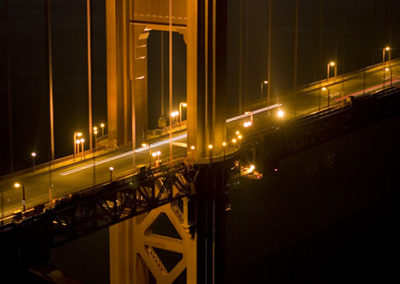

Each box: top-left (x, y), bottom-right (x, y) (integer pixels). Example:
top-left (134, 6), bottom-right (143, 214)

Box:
top-left (187, 0), bottom-right (227, 160)
top-left (106, 0), bottom-right (132, 147)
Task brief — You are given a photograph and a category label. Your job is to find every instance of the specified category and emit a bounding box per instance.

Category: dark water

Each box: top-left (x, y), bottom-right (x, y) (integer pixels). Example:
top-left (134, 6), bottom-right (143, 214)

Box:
top-left (48, 114), bottom-right (400, 283)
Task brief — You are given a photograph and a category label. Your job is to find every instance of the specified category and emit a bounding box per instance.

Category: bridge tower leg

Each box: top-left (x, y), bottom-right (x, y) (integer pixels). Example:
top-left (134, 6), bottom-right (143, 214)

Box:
top-left (109, 199), bottom-right (197, 283)
top-left (106, 0), bottom-right (228, 282)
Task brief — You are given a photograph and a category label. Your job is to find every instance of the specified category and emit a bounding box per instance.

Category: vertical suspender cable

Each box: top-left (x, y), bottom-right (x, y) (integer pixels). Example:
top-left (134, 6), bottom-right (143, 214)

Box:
top-left (238, 0), bottom-right (242, 113)
top-left (267, 0), bottom-right (272, 106)
top-left (161, 32), bottom-right (165, 117)
top-left (169, 0), bottom-right (173, 161)
top-left (46, 0), bottom-right (55, 161)
top-left (87, 0), bottom-right (93, 150)
top-left (294, 0), bottom-right (298, 90)
top-left (5, 0), bottom-right (14, 172)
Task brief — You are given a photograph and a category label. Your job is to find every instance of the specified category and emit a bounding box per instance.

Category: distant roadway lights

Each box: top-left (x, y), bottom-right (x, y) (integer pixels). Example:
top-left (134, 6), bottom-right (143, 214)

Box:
top-left (327, 61), bottom-right (337, 81)
top-left (277, 110), bottom-right (285, 118)
top-left (31, 152), bottom-right (37, 171)
top-left (383, 46), bottom-right (391, 63)
top-left (14, 182), bottom-right (26, 212)
top-left (260, 80), bottom-right (268, 98)
top-left (179, 102), bottom-right (188, 123)
top-left (322, 87), bottom-right (331, 108)
top-left (109, 166), bottom-right (114, 182)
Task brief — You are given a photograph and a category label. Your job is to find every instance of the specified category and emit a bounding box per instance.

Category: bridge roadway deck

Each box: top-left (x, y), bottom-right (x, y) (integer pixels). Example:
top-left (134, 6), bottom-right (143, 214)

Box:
top-left (1, 59), bottom-right (400, 222)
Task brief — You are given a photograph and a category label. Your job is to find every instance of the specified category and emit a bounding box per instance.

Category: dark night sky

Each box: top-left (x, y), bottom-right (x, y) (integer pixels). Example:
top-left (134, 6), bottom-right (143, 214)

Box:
top-left (1, 0), bottom-right (400, 174)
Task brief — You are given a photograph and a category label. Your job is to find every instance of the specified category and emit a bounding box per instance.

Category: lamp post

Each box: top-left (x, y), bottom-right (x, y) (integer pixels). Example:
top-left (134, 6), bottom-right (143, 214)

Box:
top-left (152, 151), bottom-right (161, 167)
top-left (93, 127), bottom-right (98, 148)
top-left (73, 132), bottom-right (82, 159)
top-left (232, 138), bottom-right (238, 150)
top-left (142, 143), bottom-right (152, 168)
top-left (75, 139), bottom-right (81, 158)
top-left (109, 166), bottom-right (114, 182)
top-left (100, 123), bottom-right (105, 136)
top-left (31, 152), bottom-right (36, 171)
top-left (383, 46), bottom-right (391, 63)
top-left (190, 145), bottom-right (195, 162)
top-left (170, 111), bottom-right (179, 127)
top-left (80, 138), bottom-right (85, 159)
top-left (384, 67), bottom-right (393, 87)
top-left (260, 80), bottom-right (268, 99)
top-left (179, 102), bottom-right (187, 123)
top-left (14, 182), bottom-right (26, 212)
top-left (243, 111), bottom-right (253, 128)
top-left (208, 144), bottom-right (213, 163)
top-left (327, 61), bottom-right (337, 81)
top-left (322, 87), bottom-right (331, 108)
top-left (222, 141), bottom-right (227, 160)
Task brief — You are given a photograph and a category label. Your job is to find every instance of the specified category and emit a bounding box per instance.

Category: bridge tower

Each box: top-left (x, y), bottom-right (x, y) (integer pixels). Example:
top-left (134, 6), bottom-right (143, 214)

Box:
top-left (106, 0), bottom-right (227, 283)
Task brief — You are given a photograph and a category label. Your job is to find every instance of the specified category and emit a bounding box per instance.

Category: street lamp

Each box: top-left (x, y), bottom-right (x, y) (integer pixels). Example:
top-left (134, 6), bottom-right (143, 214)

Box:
top-left (383, 46), bottom-right (391, 63)
top-left (277, 110), bottom-right (285, 118)
top-left (222, 141), bottom-right (227, 160)
top-left (170, 111), bottom-right (179, 127)
top-left (80, 138), bottom-right (85, 159)
top-left (243, 111), bottom-right (253, 128)
top-left (232, 138), bottom-right (238, 150)
top-left (260, 80), bottom-right (268, 98)
top-left (384, 67), bottom-right (393, 87)
top-left (142, 143), bottom-right (152, 168)
top-left (152, 151), bottom-right (161, 167)
top-left (73, 132), bottom-right (82, 158)
top-left (93, 126), bottom-right (98, 148)
top-left (31, 152), bottom-right (37, 171)
top-left (14, 182), bottom-right (26, 212)
top-left (75, 139), bottom-right (81, 157)
top-left (100, 123), bottom-right (105, 136)
top-left (109, 166), bottom-right (114, 182)
top-left (190, 145), bottom-right (195, 161)
top-left (327, 61), bottom-right (337, 81)
top-left (179, 102), bottom-right (187, 123)
top-left (322, 87), bottom-right (331, 108)
top-left (208, 144), bottom-right (213, 163)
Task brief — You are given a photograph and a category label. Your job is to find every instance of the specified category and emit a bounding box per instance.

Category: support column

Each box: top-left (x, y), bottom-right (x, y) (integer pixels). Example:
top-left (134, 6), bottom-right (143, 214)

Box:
top-left (187, 0), bottom-right (227, 159)
top-left (196, 163), bottom-right (227, 283)
top-left (106, 0), bottom-right (132, 147)
top-left (110, 202), bottom-right (197, 284)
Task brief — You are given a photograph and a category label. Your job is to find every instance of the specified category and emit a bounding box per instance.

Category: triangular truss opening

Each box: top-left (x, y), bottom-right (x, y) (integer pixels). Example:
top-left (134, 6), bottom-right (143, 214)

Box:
top-left (146, 212), bottom-right (182, 239)
top-left (153, 247), bottom-right (183, 273)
